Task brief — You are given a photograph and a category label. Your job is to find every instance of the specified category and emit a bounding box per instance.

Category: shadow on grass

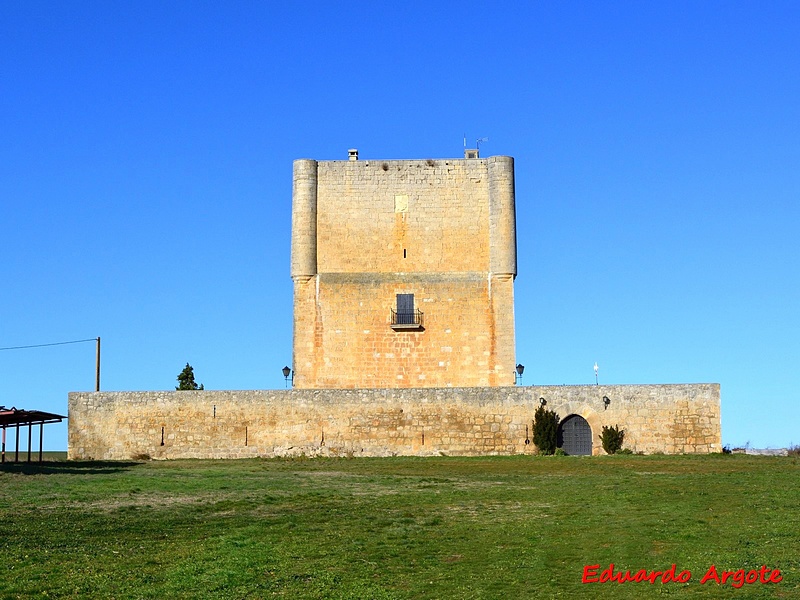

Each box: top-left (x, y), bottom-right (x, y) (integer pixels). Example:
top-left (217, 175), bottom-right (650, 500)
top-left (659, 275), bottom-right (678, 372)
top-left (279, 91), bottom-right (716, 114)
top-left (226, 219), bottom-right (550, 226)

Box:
top-left (0, 460), bottom-right (141, 475)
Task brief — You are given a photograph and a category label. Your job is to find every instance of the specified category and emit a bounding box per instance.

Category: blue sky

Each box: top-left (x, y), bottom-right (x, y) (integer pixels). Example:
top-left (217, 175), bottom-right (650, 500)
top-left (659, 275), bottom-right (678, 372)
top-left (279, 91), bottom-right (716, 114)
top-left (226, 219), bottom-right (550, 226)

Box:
top-left (2, 1), bottom-right (798, 450)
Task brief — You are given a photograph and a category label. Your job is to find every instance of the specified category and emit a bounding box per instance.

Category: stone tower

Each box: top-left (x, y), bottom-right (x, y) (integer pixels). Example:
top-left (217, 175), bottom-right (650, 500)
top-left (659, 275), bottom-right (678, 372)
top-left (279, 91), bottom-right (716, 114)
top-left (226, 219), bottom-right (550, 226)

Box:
top-left (291, 151), bottom-right (517, 388)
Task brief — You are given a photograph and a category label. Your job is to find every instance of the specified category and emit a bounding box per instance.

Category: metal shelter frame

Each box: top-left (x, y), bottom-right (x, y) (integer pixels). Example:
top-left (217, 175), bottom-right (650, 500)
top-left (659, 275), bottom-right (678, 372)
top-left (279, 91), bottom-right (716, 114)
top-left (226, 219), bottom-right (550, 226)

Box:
top-left (0, 406), bottom-right (66, 463)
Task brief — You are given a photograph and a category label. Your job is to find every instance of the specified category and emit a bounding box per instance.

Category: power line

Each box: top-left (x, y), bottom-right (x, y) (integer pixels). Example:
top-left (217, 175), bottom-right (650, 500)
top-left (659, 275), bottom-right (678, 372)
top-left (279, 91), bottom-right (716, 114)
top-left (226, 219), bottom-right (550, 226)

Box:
top-left (0, 338), bottom-right (97, 351)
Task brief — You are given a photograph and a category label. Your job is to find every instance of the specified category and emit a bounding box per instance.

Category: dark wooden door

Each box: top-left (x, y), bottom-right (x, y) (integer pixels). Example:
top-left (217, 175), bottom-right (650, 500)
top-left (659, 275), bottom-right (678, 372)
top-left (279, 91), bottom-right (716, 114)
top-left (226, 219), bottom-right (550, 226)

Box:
top-left (558, 415), bottom-right (592, 455)
top-left (396, 294), bottom-right (415, 324)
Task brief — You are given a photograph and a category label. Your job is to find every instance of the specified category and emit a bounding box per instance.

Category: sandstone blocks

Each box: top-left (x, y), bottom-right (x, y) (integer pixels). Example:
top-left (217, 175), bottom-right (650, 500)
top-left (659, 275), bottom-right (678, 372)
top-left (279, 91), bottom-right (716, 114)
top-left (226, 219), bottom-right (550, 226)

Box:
top-left (291, 156), bottom-right (518, 389)
top-left (68, 384), bottom-right (721, 460)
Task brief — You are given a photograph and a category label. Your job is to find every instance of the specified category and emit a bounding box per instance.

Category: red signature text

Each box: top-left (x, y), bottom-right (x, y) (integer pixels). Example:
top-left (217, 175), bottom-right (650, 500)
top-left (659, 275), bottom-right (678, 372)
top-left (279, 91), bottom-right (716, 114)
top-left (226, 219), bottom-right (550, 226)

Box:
top-left (582, 563), bottom-right (782, 588)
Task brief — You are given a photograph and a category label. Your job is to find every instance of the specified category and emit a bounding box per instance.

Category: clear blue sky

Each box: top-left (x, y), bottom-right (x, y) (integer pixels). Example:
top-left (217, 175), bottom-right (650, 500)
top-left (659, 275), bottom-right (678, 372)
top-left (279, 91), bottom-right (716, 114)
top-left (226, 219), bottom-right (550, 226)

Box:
top-left (2, 2), bottom-right (798, 450)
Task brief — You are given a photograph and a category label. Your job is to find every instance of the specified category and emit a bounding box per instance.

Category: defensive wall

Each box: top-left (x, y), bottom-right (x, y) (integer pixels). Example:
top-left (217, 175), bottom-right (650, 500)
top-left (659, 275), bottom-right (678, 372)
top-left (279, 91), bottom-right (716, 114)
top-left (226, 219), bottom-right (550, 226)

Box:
top-left (68, 383), bottom-right (721, 460)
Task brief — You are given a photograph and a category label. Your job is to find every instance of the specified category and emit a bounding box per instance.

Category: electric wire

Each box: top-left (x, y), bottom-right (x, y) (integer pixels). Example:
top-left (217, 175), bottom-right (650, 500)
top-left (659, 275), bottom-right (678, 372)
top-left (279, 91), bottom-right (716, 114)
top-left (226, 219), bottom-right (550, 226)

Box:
top-left (0, 338), bottom-right (97, 351)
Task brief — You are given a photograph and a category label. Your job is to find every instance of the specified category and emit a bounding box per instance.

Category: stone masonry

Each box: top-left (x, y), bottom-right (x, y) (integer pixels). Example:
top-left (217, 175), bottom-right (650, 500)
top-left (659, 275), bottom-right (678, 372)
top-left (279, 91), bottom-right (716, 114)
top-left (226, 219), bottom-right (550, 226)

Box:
top-left (291, 155), bottom-right (516, 388)
top-left (68, 384), bottom-right (721, 460)
top-left (67, 152), bottom-right (723, 459)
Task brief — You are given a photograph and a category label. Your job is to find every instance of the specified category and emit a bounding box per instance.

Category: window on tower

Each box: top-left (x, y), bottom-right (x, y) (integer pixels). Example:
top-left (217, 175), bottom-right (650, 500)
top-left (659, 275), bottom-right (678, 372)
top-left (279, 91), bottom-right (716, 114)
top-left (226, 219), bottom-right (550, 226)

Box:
top-left (391, 293), bottom-right (423, 330)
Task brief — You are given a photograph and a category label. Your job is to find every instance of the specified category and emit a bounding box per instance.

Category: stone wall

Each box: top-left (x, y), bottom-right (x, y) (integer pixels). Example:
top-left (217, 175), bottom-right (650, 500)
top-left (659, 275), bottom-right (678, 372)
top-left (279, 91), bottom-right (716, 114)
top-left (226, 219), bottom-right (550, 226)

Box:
top-left (68, 384), bottom-right (721, 460)
top-left (291, 156), bottom-right (517, 389)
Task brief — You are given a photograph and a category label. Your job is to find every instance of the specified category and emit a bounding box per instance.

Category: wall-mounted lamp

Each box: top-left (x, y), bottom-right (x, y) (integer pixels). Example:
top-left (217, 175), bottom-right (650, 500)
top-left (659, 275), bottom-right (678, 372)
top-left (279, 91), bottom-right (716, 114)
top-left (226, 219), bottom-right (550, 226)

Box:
top-left (603, 395), bottom-right (611, 410)
top-left (539, 397), bottom-right (547, 407)
top-left (515, 364), bottom-right (525, 385)
top-left (282, 366), bottom-right (293, 388)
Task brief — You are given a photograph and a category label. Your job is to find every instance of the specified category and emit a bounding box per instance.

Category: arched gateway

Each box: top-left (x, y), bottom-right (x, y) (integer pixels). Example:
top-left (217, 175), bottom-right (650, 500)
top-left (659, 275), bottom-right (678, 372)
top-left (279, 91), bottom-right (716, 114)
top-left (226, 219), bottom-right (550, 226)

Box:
top-left (558, 414), bottom-right (593, 455)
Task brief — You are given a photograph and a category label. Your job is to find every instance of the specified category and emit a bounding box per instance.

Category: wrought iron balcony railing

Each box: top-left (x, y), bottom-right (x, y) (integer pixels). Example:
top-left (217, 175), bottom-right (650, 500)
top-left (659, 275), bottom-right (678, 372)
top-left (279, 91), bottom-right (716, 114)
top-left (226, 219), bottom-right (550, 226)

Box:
top-left (390, 308), bottom-right (424, 330)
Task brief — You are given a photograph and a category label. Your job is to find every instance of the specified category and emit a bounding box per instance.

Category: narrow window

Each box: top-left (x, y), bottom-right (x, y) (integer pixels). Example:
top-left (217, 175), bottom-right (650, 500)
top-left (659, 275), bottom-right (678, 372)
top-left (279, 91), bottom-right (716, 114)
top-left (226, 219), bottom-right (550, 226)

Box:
top-left (403, 248), bottom-right (407, 258)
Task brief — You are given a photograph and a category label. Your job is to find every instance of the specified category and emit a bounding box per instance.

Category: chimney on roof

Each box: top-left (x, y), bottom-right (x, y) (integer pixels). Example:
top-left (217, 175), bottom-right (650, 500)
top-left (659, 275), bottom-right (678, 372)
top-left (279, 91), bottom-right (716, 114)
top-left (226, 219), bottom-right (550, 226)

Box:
top-left (348, 148), bottom-right (358, 161)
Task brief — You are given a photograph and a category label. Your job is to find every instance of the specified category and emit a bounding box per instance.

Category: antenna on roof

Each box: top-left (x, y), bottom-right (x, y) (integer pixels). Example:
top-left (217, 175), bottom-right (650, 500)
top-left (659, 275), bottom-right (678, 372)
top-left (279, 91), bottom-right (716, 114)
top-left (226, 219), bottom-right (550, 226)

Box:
top-left (463, 134), bottom-right (485, 159)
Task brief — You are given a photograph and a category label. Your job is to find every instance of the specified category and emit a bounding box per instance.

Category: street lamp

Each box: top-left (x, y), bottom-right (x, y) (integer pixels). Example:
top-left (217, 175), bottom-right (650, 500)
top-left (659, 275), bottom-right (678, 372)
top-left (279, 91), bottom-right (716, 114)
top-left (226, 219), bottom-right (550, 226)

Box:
top-left (594, 362), bottom-right (599, 385)
top-left (515, 364), bottom-right (525, 385)
top-left (282, 366), bottom-right (293, 388)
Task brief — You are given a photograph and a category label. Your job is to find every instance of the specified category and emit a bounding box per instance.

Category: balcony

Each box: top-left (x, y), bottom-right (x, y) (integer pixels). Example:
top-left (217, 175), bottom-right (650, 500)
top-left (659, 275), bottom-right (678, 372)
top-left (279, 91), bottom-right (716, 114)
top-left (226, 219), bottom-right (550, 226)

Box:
top-left (390, 308), bottom-right (424, 331)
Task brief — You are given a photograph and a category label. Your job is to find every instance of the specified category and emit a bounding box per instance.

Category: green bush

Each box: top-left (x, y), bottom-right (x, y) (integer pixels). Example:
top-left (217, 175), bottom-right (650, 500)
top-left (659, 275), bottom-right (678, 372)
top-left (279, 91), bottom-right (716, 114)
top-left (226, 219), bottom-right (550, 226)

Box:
top-left (533, 405), bottom-right (560, 455)
top-left (600, 425), bottom-right (625, 455)
top-left (176, 363), bottom-right (204, 391)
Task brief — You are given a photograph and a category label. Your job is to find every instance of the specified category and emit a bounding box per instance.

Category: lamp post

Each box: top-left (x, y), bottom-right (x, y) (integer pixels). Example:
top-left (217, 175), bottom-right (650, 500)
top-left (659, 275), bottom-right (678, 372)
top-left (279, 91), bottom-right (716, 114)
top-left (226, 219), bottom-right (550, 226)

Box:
top-left (515, 364), bottom-right (525, 385)
top-left (282, 366), bottom-right (293, 388)
top-left (594, 362), bottom-right (599, 385)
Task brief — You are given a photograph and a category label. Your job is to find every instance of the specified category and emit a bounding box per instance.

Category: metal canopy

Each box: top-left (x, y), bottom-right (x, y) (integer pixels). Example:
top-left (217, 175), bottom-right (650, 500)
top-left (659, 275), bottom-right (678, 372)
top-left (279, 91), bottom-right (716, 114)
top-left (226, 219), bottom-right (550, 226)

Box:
top-left (0, 406), bottom-right (66, 463)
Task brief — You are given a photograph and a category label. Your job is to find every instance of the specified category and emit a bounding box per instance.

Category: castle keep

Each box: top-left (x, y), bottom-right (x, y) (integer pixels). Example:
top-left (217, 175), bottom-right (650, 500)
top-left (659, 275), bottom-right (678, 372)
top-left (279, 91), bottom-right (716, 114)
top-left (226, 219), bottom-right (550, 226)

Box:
top-left (291, 153), bottom-right (517, 388)
top-left (68, 151), bottom-right (721, 459)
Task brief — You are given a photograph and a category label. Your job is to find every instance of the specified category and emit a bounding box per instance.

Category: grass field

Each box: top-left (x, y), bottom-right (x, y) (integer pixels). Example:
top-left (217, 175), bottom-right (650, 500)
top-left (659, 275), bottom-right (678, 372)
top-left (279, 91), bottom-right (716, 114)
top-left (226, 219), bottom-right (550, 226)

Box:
top-left (1, 454), bottom-right (798, 599)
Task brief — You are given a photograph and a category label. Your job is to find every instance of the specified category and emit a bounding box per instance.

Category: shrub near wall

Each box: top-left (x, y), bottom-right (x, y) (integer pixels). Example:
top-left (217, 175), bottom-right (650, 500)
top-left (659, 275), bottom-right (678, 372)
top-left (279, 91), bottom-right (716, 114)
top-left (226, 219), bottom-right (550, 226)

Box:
top-left (533, 405), bottom-right (559, 455)
top-left (600, 425), bottom-right (625, 455)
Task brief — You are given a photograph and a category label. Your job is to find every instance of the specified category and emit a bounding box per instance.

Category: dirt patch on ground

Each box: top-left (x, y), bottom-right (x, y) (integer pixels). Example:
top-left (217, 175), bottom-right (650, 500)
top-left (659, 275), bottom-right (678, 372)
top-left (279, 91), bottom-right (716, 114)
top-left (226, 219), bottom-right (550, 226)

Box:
top-left (446, 501), bottom-right (550, 519)
top-left (70, 493), bottom-right (211, 512)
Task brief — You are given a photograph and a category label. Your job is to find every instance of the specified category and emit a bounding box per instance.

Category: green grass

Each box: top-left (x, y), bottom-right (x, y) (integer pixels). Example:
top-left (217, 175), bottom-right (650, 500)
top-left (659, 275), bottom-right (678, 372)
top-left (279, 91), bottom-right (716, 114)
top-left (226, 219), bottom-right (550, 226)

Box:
top-left (1, 454), bottom-right (798, 599)
top-left (1, 450), bottom-right (68, 462)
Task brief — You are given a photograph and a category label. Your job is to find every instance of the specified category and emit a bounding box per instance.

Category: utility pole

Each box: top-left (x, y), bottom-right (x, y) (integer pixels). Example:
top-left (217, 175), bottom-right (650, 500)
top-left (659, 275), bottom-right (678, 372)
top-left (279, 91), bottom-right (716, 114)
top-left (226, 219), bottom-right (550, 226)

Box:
top-left (95, 337), bottom-right (101, 391)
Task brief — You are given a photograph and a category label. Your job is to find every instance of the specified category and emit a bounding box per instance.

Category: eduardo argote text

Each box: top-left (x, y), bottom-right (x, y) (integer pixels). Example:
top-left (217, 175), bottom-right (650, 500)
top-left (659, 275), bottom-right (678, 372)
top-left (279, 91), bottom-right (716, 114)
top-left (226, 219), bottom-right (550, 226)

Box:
top-left (582, 563), bottom-right (783, 588)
